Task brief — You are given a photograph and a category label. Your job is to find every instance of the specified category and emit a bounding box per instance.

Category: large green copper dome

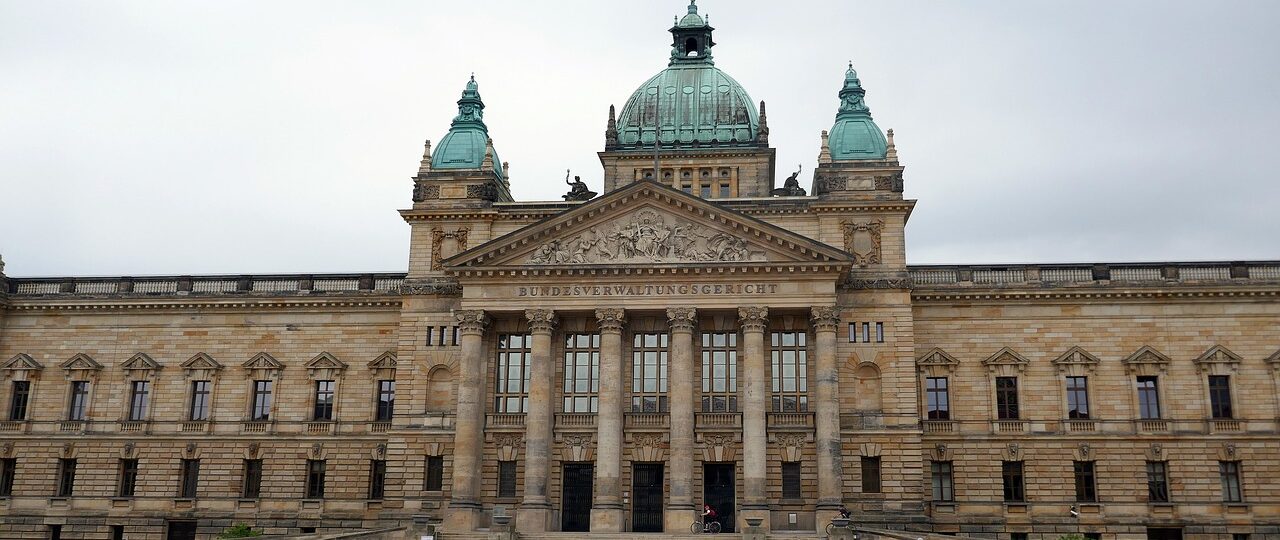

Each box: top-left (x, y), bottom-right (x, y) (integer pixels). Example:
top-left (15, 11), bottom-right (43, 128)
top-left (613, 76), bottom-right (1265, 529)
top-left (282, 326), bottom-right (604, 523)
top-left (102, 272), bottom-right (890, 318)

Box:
top-left (432, 76), bottom-right (503, 177)
top-left (614, 1), bottom-right (760, 149)
top-left (829, 63), bottom-right (888, 160)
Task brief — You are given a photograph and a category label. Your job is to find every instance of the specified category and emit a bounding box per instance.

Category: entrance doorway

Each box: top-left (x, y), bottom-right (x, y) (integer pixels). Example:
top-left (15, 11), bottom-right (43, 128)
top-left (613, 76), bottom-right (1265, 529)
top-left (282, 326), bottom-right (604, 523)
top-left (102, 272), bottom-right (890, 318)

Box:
top-left (703, 463), bottom-right (736, 533)
top-left (166, 521), bottom-right (197, 540)
top-left (632, 463), bottom-right (664, 532)
top-left (1148, 529), bottom-right (1183, 540)
top-left (561, 463), bottom-right (594, 532)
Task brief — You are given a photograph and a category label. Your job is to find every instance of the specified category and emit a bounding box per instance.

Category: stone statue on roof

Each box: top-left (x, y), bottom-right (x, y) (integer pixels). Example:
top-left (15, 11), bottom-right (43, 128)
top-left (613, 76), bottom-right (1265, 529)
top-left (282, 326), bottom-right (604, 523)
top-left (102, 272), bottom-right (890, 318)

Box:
top-left (771, 165), bottom-right (807, 197)
top-left (563, 170), bottom-right (598, 201)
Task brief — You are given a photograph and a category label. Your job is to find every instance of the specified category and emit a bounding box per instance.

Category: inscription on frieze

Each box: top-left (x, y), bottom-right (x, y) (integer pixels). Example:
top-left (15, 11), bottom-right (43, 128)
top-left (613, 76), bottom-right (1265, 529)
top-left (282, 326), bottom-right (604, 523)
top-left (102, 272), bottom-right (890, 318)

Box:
top-left (528, 210), bottom-right (766, 265)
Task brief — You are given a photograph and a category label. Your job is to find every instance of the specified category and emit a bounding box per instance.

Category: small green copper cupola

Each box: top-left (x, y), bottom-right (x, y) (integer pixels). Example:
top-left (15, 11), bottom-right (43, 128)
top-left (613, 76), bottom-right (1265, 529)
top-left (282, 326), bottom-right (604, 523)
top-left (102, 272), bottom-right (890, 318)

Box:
top-left (670, 0), bottom-right (715, 65)
top-left (828, 63), bottom-right (888, 160)
top-left (431, 75), bottom-right (504, 178)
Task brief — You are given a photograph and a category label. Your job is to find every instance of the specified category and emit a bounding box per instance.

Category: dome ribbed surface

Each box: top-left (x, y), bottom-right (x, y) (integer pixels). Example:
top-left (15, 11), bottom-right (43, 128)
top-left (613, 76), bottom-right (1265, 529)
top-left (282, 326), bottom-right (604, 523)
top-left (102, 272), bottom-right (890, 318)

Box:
top-left (615, 64), bottom-right (759, 149)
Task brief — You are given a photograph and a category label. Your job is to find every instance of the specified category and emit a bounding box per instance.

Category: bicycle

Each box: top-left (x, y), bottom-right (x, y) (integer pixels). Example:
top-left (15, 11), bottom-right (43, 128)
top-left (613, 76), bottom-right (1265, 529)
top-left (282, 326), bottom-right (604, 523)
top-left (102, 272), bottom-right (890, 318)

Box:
top-left (825, 520), bottom-right (854, 536)
top-left (691, 519), bottom-right (722, 534)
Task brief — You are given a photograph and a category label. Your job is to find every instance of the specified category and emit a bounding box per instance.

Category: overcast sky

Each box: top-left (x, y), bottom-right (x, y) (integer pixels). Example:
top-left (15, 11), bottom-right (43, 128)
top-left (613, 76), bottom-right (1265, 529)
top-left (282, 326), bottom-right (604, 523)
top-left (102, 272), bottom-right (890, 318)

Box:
top-left (2, 0), bottom-right (1278, 277)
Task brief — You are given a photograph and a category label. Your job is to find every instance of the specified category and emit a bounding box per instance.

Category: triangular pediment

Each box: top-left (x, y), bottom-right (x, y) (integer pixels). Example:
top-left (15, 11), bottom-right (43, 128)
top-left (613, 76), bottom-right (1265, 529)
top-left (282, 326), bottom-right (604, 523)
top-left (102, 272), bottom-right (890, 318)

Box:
top-left (1122, 346), bottom-right (1170, 367)
top-left (1053, 346), bottom-right (1101, 372)
top-left (305, 352), bottom-right (348, 370)
top-left (60, 353), bottom-right (103, 371)
top-left (121, 353), bottom-right (161, 371)
top-left (180, 353), bottom-right (223, 371)
top-left (1194, 345), bottom-right (1242, 371)
top-left (916, 348), bottom-right (959, 373)
top-left (2, 354), bottom-right (43, 371)
top-left (982, 348), bottom-right (1029, 372)
top-left (368, 351), bottom-right (398, 370)
top-left (443, 181), bottom-right (852, 271)
top-left (242, 352), bottom-right (283, 370)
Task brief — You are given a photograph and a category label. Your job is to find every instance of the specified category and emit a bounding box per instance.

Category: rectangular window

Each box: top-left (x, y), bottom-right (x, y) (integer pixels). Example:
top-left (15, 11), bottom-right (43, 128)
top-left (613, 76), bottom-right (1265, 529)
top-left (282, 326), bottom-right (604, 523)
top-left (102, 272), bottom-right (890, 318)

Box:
top-left (563, 333), bottom-right (601, 413)
top-left (861, 456), bottom-right (882, 493)
top-left (875, 322), bottom-right (884, 343)
top-left (251, 380), bottom-right (273, 421)
top-left (1209, 375), bottom-right (1233, 419)
top-left (9, 381), bottom-right (30, 421)
top-left (862, 322), bottom-right (871, 343)
top-left (498, 460), bottom-right (517, 498)
top-left (495, 334), bottom-right (533, 413)
top-left (189, 380), bottom-right (211, 421)
top-left (452, 326), bottom-right (459, 346)
top-left (926, 377), bottom-right (950, 420)
top-left (0, 458), bottom-right (16, 497)
top-left (770, 331), bottom-right (809, 412)
top-left (1066, 376), bottom-right (1090, 419)
top-left (424, 327), bottom-right (432, 346)
top-left (1146, 461), bottom-right (1169, 502)
top-left (369, 459), bottom-right (386, 499)
top-left (1220, 461), bottom-right (1242, 503)
top-left (376, 380), bottom-right (396, 421)
top-left (701, 332), bottom-right (738, 412)
top-left (313, 380), bottom-right (335, 421)
top-left (127, 381), bottom-right (150, 421)
top-left (67, 381), bottom-right (90, 421)
top-left (56, 458), bottom-right (76, 497)
top-left (631, 332), bottom-right (670, 412)
top-left (1074, 460), bottom-right (1097, 502)
top-left (111, 525), bottom-right (124, 540)
top-left (781, 461), bottom-right (802, 499)
top-left (305, 459), bottom-right (326, 499)
top-left (425, 455), bottom-right (444, 491)
top-left (117, 459), bottom-right (139, 497)
top-left (1002, 461), bottom-right (1025, 502)
top-left (179, 459), bottom-right (199, 498)
top-left (48, 525), bottom-right (61, 540)
top-left (700, 184), bottom-right (712, 198)
top-left (1137, 376), bottom-right (1161, 419)
top-left (848, 322), bottom-right (857, 343)
top-left (995, 377), bottom-right (1019, 420)
top-left (930, 461), bottom-right (954, 502)
top-left (242, 459), bottom-right (263, 498)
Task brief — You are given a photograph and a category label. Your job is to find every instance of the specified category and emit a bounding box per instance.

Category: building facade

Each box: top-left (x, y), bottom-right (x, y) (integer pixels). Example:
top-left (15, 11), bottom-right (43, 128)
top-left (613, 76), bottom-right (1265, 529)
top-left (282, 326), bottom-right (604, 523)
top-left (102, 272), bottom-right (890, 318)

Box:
top-left (1, 2), bottom-right (1279, 539)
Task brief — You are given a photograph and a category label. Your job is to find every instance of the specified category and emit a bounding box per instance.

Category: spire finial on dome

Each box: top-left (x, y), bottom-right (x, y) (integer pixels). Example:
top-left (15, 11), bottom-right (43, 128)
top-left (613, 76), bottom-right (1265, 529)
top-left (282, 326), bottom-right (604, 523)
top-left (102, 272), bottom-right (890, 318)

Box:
top-left (419, 139), bottom-right (433, 174)
top-left (886, 128), bottom-right (899, 161)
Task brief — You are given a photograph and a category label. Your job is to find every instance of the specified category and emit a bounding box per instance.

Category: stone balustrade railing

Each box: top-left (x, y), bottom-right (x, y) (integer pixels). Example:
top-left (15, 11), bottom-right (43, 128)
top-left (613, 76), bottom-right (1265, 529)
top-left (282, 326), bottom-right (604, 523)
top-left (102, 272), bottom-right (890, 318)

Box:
top-left (6, 273), bottom-right (406, 296)
top-left (909, 261), bottom-right (1280, 288)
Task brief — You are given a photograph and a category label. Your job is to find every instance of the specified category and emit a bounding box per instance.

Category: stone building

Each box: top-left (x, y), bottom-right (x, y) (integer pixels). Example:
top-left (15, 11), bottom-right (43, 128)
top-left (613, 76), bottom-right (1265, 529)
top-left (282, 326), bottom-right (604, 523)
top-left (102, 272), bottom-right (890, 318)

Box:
top-left (1, 2), bottom-right (1278, 540)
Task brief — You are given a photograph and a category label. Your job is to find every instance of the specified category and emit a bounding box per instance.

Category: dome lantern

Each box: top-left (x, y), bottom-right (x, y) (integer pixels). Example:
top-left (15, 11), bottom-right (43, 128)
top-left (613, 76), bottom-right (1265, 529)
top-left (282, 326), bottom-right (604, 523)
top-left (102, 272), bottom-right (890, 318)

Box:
top-left (431, 75), bottom-right (504, 178)
top-left (828, 62), bottom-right (888, 161)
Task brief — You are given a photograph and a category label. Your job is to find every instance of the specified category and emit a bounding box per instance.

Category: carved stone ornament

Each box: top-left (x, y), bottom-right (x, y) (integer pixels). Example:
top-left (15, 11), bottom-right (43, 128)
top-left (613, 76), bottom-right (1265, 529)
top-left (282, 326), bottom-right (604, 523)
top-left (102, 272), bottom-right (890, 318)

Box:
top-left (843, 276), bottom-right (912, 290)
top-left (738, 306), bottom-right (769, 333)
top-left (595, 308), bottom-right (626, 333)
top-left (917, 348), bottom-right (959, 375)
top-left (810, 306), bottom-right (841, 332)
top-left (701, 433), bottom-right (737, 462)
top-left (311, 443), bottom-right (324, 459)
top-left (1052, 346), bottom-right (1100, 375)
top-left (495, 434), bottom-right (524, 461)
top-left (983, 348), bottom-right (1029, 375)
top-left (184, 442), bottom-right (198, 458)
top-left (374, 443), bottom-right (387, 460)
top-left (525, 309), bottom-right (557, 334)
top-left (775, 433), bottom-right (807, 462)
top-left (466, 182), bottom-right (496, 201)
top-left (527, 209), bottom-right (763, 265)
top-left (1075, 443), bottom-right (1092, 461)
top-left (1220, 443), bottom-right (1238, 461)
top-left (666, 307), bottom-right (697, 332)
top-left (860, 442), bottom-right (882, 457)
top-left (1003, 443), bottom-right (1021, 461)
top-left (1, 442), bottom-right (14, 458)
top-left (246, 442), bottom-right (261, 459)
top-left (62, 442), bottom-right (76, 459)
top-left (454, 310), bottom-right (490, 335)
top-left (1194, 345), bottom-right (1243, 374)
top-left (632, 433), bottom-right (666, 462)
top-left (1122, 346), bottom-right (1170, 375)
top-left (1146, 443), bottom-right (1165, 461)
top-left (412, 183), bottom-right (439, 203)
top-left (562, 434), bottom-right (595, 461)
top-left (430, 228), bottom-right (470, 271)
top-left (841, 219), bottom-right (884, 267)
top-left (402, 277), bottom-right (462, 296)
top-left (931, 443), bottom-right (950, 461)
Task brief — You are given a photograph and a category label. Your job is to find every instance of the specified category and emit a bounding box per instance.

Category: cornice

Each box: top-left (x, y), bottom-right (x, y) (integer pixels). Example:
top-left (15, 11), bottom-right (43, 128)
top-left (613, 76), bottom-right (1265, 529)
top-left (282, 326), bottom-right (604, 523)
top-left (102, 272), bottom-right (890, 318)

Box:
top-left (911, 287), bottom-right (1280, 303)
top-left (453, 263), bottom-right (848, 279)
top-left (8, 297), bottom-right (403, 313)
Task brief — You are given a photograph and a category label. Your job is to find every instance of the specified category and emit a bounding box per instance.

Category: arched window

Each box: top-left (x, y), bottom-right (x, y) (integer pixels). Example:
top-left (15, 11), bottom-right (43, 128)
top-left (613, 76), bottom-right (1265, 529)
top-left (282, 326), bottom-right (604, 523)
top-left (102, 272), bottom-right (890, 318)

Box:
top-left (685, 38), bottom-right (699, 57)
top-left (425, 366), bottom-right (454, 412)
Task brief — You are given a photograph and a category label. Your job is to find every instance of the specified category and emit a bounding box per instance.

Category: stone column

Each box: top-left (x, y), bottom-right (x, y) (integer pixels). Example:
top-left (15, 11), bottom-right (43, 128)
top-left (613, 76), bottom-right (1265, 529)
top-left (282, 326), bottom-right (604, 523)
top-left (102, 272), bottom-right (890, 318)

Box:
top-left (446, 310), bottom-right (490, 532)
top-left (591, 308), bottom-right (626, 532)
top-left (665, 307), bottom-right (698, 531)
top-left (738, 306), bottom-right (770, 531)
top-left (811, 306), bottom-right (844, 512)
top-left (518, 309), bottom-right (557, 533)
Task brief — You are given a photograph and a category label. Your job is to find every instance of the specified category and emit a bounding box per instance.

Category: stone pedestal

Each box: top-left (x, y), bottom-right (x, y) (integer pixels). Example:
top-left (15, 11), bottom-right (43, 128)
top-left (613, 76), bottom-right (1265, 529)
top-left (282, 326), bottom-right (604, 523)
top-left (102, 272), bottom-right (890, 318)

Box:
top-left (739, 306), bottom-right (770, 532)
top-left (517, 309), bottom-right (557, 533)
top-left (812, 306), bottom-right (844, 510)
top-left (665, 307), bottom-right (698, 532)
top-left (591, 308), bottom-right (626, 532)
top-left (446, 310), bottom-right (489, 532)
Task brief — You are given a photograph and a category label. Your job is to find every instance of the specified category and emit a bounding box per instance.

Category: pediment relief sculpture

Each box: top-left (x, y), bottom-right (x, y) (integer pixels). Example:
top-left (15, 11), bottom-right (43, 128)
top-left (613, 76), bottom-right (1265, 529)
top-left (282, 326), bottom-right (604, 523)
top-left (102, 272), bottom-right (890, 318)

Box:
top-left (528, 209), bottom-right (765, 265)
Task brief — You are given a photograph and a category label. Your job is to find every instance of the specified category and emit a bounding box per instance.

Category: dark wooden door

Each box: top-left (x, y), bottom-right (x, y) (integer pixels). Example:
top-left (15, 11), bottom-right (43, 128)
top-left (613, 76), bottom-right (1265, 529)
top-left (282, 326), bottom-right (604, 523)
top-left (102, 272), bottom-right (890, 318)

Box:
top-left (632, 463), bottom-right (664, 532)
top-left (562, 463), bottom-right (594, 532)
top-left (703, 463), bottom-right (736, 533)
top-left (166, 521), bottom-right (197, 540)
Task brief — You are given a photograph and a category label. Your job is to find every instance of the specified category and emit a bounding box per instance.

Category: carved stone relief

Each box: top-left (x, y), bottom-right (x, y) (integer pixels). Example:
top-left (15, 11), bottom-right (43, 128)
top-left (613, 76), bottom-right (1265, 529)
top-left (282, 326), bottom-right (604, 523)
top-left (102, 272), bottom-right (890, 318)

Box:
top-left (431, 228), bottom-right (470, 271)
top-left (841, 219), bottom-right (883, 267)
top-left (528, 210), bottom-right (764, 265)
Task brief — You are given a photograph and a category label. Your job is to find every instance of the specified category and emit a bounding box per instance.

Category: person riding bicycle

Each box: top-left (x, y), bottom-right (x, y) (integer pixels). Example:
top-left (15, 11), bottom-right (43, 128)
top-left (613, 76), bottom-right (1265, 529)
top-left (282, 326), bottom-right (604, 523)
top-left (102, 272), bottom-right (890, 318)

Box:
top-left (837, 505), bottom-right (852, 520)
top-left (701, 504), bottom-right (717, 529)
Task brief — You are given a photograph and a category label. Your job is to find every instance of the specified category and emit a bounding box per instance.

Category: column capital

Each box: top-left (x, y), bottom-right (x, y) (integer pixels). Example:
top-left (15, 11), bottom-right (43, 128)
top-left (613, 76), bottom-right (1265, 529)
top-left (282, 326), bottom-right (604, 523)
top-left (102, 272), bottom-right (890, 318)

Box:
top-left (525, 309), bottom-right (557, 335)
top-left (454, 310), bottom-right (490, 336)
top-left (595, 308), bottom-right (626, 334)
top-left (666, 307), bottom-right (697, 333)
top-left (811, 306), bottom-right (841, 332)
top-left (738, 306), bottom-right (769, 333)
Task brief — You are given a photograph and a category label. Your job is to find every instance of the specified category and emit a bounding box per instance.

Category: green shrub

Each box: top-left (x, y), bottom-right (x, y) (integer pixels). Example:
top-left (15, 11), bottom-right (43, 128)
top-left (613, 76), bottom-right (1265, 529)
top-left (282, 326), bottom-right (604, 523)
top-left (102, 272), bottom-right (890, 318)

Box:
top-left (217, 524), bottom-right (263, 538)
